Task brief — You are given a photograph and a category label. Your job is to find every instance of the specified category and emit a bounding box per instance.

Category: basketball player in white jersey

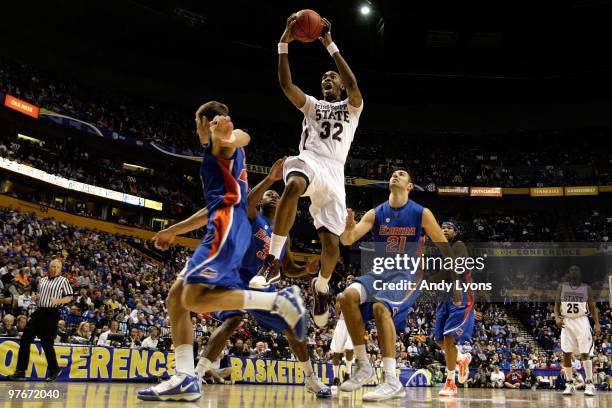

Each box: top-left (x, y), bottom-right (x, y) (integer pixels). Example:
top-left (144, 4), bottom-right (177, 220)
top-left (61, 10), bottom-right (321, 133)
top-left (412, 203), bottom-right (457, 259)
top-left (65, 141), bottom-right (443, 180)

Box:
top-left (250, 15), bottom-right (363, 328)
top-left (555, 265), bottom-right (601, 396)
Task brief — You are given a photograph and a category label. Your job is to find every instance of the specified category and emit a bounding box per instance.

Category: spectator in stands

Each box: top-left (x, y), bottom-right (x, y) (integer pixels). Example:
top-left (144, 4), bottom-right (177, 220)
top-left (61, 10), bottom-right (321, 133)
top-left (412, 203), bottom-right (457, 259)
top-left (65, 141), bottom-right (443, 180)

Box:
top-left (490, 366), bottom-right (505, 388)
top-left (229, 339), bottom-right (251, 357)
top-left (71, 322), bottom-right (91, 344)
top-left (17, 286), bottom-right (34, 315)
top-left (594, 354), bottom-right (610, 386)
top-left (55, 320), bottom-right (68, 343)
top-left (0, 314), bottom-right (18, 336)
top-left (520, 368), bottom-right (538, 389)
top-left (97, 320), bottom-right (119, 346)
top-left (142, 326), bottom-right (159, 350)
top-left (570, 367), bottom-right (586, 390)
top-left (504, 367), bottom-right (522, 389)
top-left (76, 289), bottom-right (93, 312)
top-left (466, 367), bottom-right (488, 388)
top-left (129, 327), bottom-right (142, 349)
top-left (14, 315), bottom-right (27, 337)
top-left (251, 342), bottom-right (271, 359)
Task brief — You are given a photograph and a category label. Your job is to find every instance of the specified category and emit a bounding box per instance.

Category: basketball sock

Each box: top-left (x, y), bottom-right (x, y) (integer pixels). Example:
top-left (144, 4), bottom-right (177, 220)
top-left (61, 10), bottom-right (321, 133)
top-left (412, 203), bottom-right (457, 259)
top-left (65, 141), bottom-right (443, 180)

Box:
top-left (269, 234), bottom-right (287, 259)
top-left (333, 364), bottom-right (339, 379)
top-left (564, 367), bottom-right (573, 383)
top-left (300, 360), bottom-right (313, 377)
top-left (175, 344), bottom-right (195, 376)
top-left (315, 274), bottom-right (330, 293)
top-left (383, 357), bottom-right (397, 379)
top-left (582, 360), bottom-right (593, 382)
top-left (243, 291), bottom-right (276, 310)
top-left (196, 357), bottom-right (212, 376)
top-left (446, 367), bottom-right (456, 382)
top-left (354, 344), bottom-right (367, 361)
top-left (346, 358), bottom-right (353, 376)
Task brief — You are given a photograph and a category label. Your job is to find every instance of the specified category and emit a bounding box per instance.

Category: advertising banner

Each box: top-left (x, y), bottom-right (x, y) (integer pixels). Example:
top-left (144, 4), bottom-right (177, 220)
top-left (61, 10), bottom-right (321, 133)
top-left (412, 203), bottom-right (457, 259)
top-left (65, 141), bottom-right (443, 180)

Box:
top-left (437, 186), bottom-right (469, 196)
top-left (0, 339), bottom-right (601, 384)
top-left (0, 157), bottom-right (162, 211)
top-left (4, 94), bottom-right (39, 118)
top-left (0, 338), bottom-right (175, 381)
top-left (564, 186), bottom-right (598, 196)
top-left (530, 187), bottom-right (563, 197)
top-left (469, 187), bottom-right (502, 197)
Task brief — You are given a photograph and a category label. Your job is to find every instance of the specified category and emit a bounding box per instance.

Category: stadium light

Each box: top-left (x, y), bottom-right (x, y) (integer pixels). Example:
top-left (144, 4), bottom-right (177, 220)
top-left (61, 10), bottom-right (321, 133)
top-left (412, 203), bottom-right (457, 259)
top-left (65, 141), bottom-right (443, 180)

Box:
top-left (360, 5), bottom-right (371, 15)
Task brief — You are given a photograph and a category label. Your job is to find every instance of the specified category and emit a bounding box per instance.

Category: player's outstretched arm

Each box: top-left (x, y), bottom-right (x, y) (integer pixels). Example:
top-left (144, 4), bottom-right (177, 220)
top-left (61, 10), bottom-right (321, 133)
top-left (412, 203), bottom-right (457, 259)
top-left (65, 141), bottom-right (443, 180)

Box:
top-left (340, 208), bottom-right (375, 246)
top-left (554, 284), bottom-right (564, 329)
top-left (152, 207), bottom-right (209, 251)
top-left (278, 14), bottom-right (307, 109)
top-left (319, 18), bottom-right (362, 108)
top-left (421, 208), bottom-right (452, 258)
top-left (247, 157), bottom-right (286, 220)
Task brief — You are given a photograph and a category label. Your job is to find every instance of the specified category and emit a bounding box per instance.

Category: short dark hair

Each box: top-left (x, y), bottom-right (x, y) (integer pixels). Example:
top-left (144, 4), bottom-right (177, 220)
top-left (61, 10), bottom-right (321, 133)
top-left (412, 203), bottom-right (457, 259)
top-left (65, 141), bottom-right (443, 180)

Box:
top-left (196, 101), bottom-right (229, 121)
top-left (391, 167), bottom-right (414, 183)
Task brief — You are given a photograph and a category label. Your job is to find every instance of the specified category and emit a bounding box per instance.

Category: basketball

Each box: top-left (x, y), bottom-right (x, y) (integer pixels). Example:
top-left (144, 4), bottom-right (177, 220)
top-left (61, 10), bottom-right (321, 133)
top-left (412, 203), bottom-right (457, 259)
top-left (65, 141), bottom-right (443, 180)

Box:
top-left (292, 9), bottom-right (324, 43)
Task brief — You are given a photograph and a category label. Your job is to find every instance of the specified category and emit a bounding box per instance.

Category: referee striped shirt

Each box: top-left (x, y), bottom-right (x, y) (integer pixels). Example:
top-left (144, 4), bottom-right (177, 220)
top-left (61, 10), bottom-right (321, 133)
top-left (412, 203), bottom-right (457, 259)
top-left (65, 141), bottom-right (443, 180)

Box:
top-left (37, 276), bottom-right (74, 308)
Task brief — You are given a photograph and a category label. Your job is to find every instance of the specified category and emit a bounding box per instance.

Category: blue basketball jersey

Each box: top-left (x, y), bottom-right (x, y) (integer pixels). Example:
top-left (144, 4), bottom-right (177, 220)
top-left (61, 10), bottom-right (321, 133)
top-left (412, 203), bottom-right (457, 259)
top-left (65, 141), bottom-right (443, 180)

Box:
top-left (238, 213), bottom-right (286, 283)
top-left (200, 142), bottom-right (249, 212)
top-left (372, 199), bottom-right (424, 257)
top-left (360, 199), bottom-right (425, 306)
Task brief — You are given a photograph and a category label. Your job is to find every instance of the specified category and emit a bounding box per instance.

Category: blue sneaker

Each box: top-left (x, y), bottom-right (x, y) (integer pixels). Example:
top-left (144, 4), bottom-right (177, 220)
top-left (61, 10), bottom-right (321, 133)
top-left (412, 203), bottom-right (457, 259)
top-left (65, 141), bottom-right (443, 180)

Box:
top-left (137, 373), bottom-right (201, 401)
top-left (271, 285), bottom-right (308, 342)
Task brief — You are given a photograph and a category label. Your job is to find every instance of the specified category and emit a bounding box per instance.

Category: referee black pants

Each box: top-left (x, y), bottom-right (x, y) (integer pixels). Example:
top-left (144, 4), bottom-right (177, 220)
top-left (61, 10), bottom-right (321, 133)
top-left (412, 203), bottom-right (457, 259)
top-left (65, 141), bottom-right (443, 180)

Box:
top-left (15, 308), bottom-right (60, 373)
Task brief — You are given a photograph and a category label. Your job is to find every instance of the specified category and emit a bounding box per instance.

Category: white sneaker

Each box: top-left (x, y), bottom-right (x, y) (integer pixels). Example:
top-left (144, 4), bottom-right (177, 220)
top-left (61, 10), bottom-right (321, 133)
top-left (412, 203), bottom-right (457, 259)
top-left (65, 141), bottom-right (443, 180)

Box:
top-left (584, 383), bottom-right (595, 396)
top-left (363, 373), bottom-right (405, 401)
top-left (305, 373), bottom-right (332, 398)
top-left (271, 286), bottom-right (308, 341)
top-left (563, 382), bottom-right (575, 395)
top-left (339, 359), bottom-right (376, 392)
top-left (137, 373), bottom-right (201, 401)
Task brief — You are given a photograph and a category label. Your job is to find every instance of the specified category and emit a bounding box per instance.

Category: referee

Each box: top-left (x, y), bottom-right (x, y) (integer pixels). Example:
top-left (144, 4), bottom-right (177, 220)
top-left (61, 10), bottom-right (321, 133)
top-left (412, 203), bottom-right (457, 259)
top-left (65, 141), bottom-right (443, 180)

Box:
top-left (8, 259), bottom-right (74, 382)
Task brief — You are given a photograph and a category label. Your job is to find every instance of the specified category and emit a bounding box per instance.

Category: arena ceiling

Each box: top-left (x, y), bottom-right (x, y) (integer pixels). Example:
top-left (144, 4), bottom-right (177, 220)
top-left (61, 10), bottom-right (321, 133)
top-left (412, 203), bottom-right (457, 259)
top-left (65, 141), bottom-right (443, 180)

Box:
top-left (2, 0), bottom-right (612, 106)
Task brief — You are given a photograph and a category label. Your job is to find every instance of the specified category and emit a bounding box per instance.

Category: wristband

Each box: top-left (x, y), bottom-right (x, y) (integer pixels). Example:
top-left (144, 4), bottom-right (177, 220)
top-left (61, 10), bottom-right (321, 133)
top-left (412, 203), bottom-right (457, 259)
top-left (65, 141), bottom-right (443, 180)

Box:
top-left (278, 43), bottom-right (288, 54)
top-left (327, 42), bottom-right (339, 56)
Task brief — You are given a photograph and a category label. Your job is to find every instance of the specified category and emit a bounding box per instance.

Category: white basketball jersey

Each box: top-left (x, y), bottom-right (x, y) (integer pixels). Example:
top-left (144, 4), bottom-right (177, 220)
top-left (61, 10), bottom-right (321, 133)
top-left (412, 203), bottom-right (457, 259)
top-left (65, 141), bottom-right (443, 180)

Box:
top-left (299, 95), bottom-right (363, 164)
top-left (560, 282), bottom-right (589, 318)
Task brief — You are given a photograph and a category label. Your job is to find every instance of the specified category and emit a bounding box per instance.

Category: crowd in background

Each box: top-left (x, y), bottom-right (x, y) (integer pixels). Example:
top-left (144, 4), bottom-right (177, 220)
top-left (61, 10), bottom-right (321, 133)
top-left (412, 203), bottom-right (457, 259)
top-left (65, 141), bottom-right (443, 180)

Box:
top-left (1, 57), bottom-right (611, 189)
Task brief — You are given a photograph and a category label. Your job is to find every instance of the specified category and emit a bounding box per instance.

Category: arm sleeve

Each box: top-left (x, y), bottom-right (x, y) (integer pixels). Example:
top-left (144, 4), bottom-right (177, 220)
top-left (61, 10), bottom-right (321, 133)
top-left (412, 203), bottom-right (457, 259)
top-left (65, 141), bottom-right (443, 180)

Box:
top-left (62, 279), bottom-right (74, 296)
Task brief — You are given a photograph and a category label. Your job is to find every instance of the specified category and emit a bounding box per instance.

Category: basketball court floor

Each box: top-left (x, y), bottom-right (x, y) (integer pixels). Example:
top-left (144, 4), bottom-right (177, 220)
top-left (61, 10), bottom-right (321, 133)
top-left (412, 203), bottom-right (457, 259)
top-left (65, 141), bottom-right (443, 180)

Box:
top-left (0, 382), bottom-right (609, 408)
